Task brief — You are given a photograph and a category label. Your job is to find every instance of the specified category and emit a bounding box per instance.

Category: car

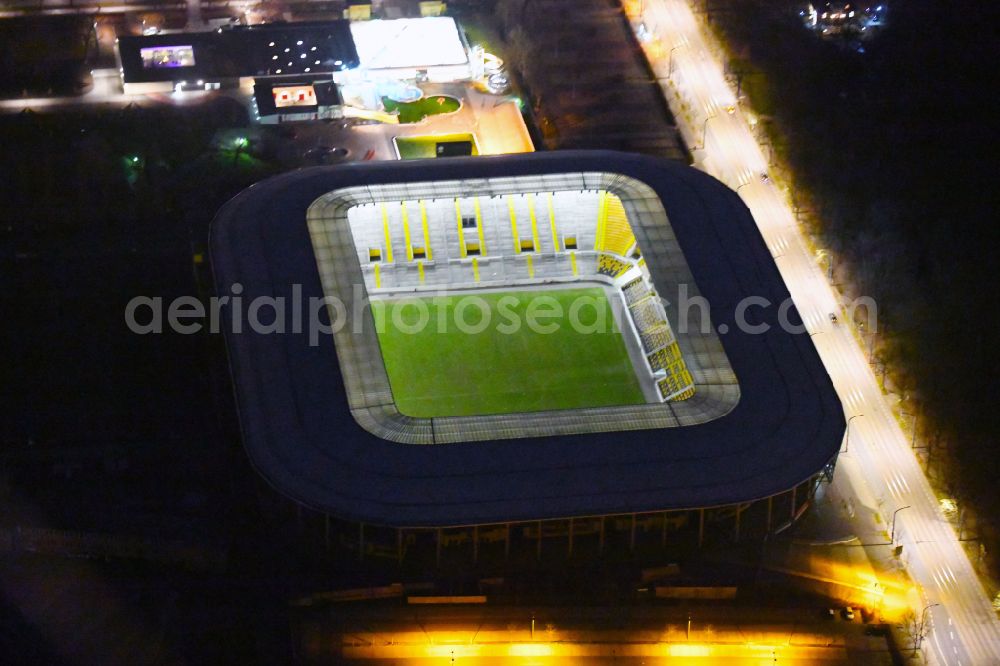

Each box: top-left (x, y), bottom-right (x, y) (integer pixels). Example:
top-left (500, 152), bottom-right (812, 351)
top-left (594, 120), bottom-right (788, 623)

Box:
top-left (842, 606), bottom-right (855, 620)
top-left (829, 312), bottom-right (839, 323)
top-left (304, 145), bottom-right (350, 164)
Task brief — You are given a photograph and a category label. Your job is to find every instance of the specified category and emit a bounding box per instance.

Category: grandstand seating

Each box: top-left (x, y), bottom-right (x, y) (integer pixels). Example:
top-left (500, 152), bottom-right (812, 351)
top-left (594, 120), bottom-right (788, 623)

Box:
top-left (637, 323), bottom-right (673, 354)
top-left (658, 375), bottom-right (697, 401)
top-left (346, 189), bottom-right (695, 403)
top-left (621, 277), bottom-right (648, 306)
top-left (629, 295), bottom-right (665, 331)
top-left (646, 341), bottom-right (684, 373)
top-left (597, 253), bottom-right (630, 278)
top-left (621, 282), bottom-right (695, 402)
top-left (597, 193), bottom-right (637, 256)
top-left (351, 190), bottom-right (643, 276)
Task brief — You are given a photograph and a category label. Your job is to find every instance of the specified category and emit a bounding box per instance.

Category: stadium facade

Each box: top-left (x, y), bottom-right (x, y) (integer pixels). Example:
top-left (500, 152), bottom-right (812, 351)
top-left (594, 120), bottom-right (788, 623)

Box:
top-left (210, 151), bottom-right (844, 557)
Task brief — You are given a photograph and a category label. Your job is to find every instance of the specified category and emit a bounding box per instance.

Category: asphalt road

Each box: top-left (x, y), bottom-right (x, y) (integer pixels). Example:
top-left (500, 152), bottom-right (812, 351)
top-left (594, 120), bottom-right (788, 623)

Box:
top-left (629, 0), bottom-right (1000, 663)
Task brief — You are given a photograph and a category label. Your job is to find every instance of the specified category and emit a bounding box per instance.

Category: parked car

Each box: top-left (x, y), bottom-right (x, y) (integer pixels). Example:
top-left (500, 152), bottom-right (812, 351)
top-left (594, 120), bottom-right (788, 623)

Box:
top-left (842, 606), bottom-right (856, 620)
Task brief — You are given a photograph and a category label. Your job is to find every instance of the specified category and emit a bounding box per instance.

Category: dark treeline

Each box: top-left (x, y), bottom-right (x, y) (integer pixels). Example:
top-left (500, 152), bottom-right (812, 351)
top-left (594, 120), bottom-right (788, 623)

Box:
top-left (710, 0), bottom-right (999, 565)
top-left (0, 99), bottom-right (291, 662)
top-left (2, 98), bottom-right (268, 433)
top-left (484, 0), bottom-right (685, 157)
top-left (0, 16), bottom-right (95, 95)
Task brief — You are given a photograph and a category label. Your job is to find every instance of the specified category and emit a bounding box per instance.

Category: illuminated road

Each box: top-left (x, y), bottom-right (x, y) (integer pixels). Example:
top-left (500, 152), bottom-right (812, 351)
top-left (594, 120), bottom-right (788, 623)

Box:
top-left (629, 1), bottom-right (1000, 664)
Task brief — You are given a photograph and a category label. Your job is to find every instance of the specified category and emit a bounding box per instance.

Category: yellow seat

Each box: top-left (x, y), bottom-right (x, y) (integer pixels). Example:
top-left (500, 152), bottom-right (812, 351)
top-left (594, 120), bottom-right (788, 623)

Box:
top-left (597, 193), bottom-right (636, 257)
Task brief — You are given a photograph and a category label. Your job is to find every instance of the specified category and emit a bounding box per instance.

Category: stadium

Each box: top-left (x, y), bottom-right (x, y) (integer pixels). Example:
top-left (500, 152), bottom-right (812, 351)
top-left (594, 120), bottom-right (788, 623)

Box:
top-left (211, 151), bottom-right (844, 561)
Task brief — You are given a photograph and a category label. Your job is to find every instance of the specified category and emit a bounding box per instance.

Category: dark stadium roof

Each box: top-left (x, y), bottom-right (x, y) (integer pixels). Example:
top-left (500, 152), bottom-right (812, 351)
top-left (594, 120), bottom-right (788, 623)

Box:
top-left (118, 20), bottom-right (359, 84)
top-left (210, 151), bottom-right (845, 528)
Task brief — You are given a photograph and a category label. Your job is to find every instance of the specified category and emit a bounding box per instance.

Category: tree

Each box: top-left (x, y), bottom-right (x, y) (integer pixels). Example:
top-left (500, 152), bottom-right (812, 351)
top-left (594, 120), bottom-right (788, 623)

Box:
top-left (901, 609), bottom-right (931, 656)
top-left (504, 26), bottom-right (541, 91)
top-left (493, 0), bottom-right (523, 38)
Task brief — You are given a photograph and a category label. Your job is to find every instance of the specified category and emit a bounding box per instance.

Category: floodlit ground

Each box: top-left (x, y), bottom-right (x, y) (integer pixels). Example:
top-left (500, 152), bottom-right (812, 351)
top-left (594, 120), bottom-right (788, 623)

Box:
top-left (372, 287), bottom-right (645, 417)
top-left (382, 94), bottom-right (461, 123)
top-left (393, 132), bottom-right (479, 159)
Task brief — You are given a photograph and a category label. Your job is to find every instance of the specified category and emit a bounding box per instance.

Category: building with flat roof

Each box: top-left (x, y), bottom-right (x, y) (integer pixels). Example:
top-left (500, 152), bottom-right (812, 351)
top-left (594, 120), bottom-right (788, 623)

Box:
top-left (251, 78), bottom-right (344, 123)
top-left (349, 17), bottom-right (471, 82)
top-left (210, 151), bottom-right (843, 556)
top-left (117, 16), bottom-right (473, 95)
top-left (117, 20), bottom-right (359, 94)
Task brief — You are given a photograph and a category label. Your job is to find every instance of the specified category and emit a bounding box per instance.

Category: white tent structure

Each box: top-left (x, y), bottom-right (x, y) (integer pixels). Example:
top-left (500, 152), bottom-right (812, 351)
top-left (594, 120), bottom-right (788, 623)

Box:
top-left (349, 17), bottom-right (471, 82)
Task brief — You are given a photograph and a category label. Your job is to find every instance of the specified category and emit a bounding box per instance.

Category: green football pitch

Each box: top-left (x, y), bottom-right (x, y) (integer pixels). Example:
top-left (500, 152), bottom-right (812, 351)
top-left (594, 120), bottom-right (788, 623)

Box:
top-left (372, 287), bottom-right (646, 418)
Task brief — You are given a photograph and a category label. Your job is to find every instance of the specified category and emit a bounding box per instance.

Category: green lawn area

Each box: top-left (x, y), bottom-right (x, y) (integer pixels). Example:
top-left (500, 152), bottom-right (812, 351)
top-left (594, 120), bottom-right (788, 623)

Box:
top-left (383, 94), bottom-right (461, 123)
top-left (394, 133), bottom-right (479, 160)
top-left (372, 288), bottom-right (646, 417)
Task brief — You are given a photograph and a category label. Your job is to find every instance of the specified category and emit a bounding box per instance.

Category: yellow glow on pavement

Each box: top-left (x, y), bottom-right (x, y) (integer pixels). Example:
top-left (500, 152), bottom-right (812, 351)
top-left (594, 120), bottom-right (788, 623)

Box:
top-left (508, 643), bottom-right (554, 657)
top-left (667, 643), bottom-right (712, 657)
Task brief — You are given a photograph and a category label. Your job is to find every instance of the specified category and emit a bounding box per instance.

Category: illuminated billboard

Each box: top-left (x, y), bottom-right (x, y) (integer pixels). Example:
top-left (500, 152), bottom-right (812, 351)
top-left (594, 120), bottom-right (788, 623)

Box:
top-left (273, 85), bottom-right (317, 108)
top-left (140, 45), bottom-right (196, 69)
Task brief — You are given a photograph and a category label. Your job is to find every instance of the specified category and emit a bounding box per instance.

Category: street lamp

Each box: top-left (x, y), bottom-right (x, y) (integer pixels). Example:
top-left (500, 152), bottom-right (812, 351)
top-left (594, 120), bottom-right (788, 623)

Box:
top-left (915, 602), bottom-right (940, 654)
top-left (890, 505), bottom-right (910, 545)
top-left (668, 44), bottom-right (685, 77)
top-left (696, 114), bottom-right (716, 150)
top-left (843, 414), bottom-right (864, 453)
